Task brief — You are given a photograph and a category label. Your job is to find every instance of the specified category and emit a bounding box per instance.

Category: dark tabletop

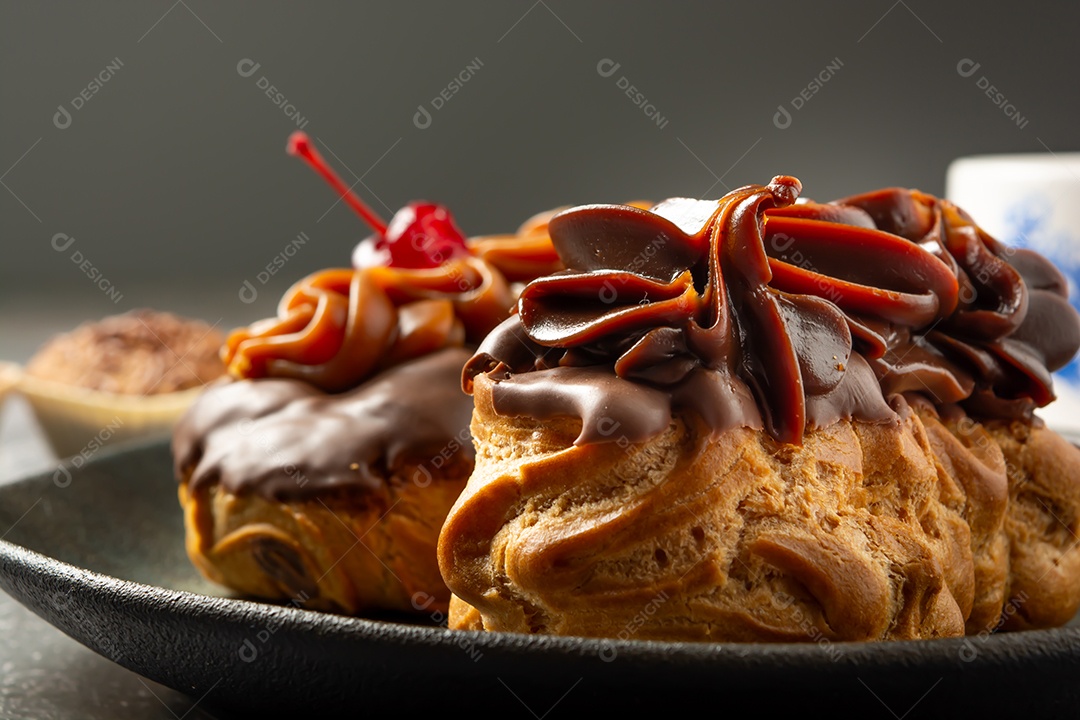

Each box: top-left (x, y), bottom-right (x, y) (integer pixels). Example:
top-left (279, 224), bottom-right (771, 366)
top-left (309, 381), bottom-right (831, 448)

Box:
top-left (0, 396), bottom-right (219, 720)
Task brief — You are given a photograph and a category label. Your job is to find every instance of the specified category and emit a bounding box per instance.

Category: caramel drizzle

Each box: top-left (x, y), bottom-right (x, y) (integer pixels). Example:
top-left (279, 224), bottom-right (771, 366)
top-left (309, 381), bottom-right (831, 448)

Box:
top-left (513, 176), bottom-right (1077, 444)
top-left (223, 214), bottom-right (563, 393)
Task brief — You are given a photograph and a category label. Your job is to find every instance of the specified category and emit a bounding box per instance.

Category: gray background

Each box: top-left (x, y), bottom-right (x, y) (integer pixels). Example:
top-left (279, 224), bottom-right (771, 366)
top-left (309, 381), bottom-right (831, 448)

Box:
top-left (3, 0), bottom-right (1079, 361)
top-left (0, 2), bottom-right (1078, 716)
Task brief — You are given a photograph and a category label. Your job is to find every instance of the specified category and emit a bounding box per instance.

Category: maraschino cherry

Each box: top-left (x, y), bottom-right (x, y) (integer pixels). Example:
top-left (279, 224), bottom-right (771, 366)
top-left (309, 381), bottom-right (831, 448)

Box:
top-left (287, 131), bottom-right (470, 269)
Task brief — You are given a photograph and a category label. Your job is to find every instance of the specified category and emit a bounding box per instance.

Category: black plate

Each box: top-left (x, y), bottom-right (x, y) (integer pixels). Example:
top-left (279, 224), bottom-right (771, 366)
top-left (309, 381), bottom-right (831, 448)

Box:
top-left (2, 440), bottom-right (1080, 717)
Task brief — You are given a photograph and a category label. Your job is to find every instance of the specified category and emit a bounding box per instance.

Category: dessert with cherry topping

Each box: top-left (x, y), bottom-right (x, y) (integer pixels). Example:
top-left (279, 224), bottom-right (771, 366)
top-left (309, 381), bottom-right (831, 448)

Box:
top-left (439, 176), bottom-right (1080, 641)
top-left (173, 132), bottom-right (560, 615)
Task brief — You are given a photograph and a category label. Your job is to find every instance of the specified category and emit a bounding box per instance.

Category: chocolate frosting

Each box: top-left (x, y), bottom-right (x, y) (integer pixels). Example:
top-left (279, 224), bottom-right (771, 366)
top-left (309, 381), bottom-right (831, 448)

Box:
top-left (465, 177), bottom-right (1080, 446)
top-left (174, 347), bottom-right (475, 501)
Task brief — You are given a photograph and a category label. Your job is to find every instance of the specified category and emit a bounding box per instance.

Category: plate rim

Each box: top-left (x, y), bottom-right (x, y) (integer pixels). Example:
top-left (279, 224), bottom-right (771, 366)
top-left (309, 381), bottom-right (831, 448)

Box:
top-left (2, 438), bottom-right (1080, 671)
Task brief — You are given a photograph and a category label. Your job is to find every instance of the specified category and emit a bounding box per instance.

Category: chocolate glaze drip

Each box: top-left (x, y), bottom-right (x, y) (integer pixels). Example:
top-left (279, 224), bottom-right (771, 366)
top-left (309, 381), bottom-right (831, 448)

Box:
top-left (464, 177), bottom-right (1080, 446)
top-left (174, 347), bottom-right (474, 500)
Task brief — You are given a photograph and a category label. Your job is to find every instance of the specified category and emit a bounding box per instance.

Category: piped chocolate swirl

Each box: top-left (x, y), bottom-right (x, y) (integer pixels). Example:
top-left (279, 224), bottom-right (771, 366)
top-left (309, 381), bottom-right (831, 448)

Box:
top-left (464, 176), bottom-right (1080, 446)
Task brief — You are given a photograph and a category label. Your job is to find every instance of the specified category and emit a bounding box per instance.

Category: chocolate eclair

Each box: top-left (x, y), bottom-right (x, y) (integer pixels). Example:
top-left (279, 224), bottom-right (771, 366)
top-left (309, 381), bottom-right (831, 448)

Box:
top-left (174, 132), bottom-right (561, 615)
top-left (439, 176), bottom-right (1080, 641)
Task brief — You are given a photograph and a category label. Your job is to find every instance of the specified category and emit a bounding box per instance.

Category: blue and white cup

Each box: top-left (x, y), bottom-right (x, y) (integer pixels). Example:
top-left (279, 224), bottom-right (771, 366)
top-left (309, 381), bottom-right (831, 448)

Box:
top-left (947, 152), bottom-right (1080, 434)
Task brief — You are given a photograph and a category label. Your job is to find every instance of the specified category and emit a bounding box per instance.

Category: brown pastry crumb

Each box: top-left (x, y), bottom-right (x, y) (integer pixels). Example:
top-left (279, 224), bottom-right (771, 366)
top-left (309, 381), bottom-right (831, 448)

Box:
top-left (25, 309), bottom-right (225, 394)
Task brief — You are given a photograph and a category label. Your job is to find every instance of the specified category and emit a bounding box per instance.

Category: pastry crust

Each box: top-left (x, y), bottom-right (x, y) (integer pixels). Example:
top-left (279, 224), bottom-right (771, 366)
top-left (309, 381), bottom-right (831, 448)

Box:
top-left (989, 420), bottom-right (1080, 630)
top-left (179, 455), bottom-right (470, 615)
top-left (441, 373), bottom-right (1080, 640)
top-left (912, 406), bottom-right (1010, 634)
top-left (442, 375), bottom-right (980, 641)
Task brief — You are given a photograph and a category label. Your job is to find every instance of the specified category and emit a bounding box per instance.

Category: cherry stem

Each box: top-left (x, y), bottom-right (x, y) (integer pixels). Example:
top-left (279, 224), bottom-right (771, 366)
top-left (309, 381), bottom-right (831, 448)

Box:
top-left (287, 131), bottom-right (388, 235)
